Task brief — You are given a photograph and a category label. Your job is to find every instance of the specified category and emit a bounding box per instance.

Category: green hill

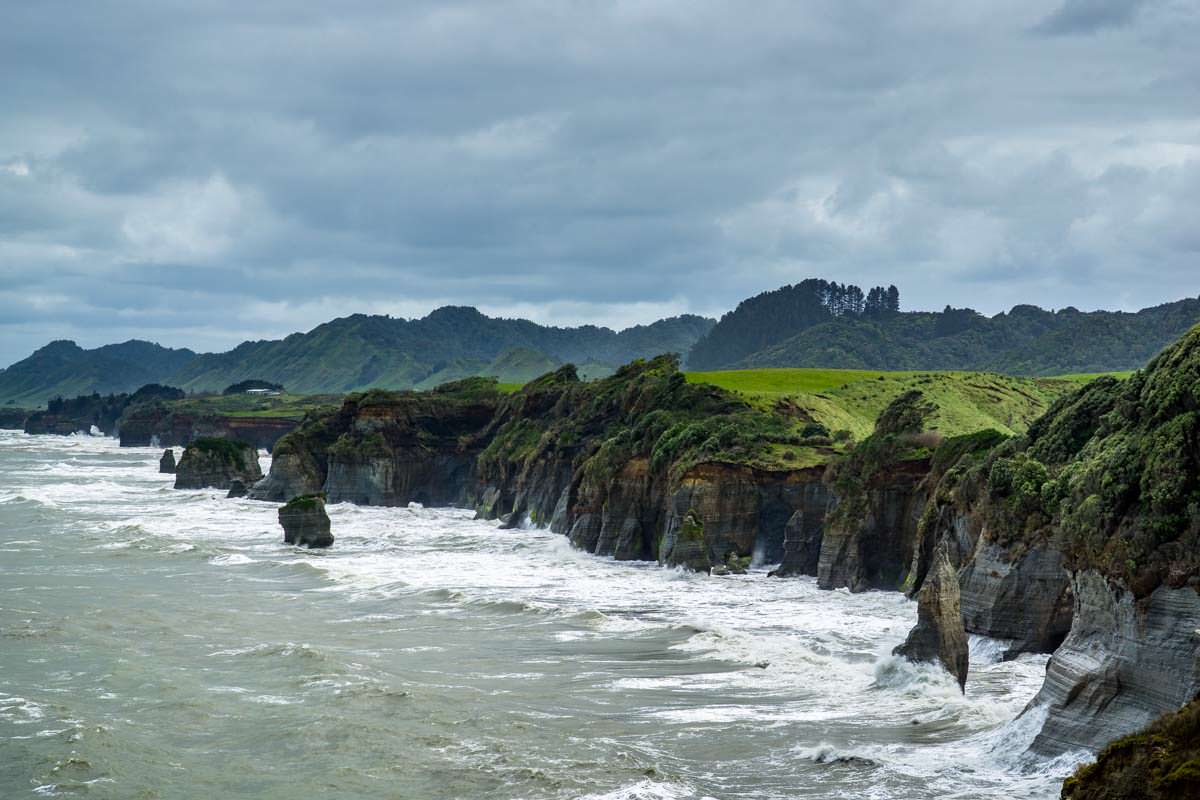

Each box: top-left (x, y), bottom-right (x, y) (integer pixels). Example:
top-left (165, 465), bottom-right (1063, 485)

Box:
top-left (731, 298), bottom-right (1200, 375)
top-left (0, 340), bottom-right (197, 407)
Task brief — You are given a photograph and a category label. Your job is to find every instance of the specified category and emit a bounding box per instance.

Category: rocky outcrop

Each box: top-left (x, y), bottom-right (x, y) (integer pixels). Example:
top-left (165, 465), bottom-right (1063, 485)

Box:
top-left (226, 479), bottom-right (248, 498)
top-left (159, 449), bottom-right (176, 474)
top-left (1061, 698), bottom-right (1200, 799)
top-left (817, 459), bottom-right (929, 591)
top-left (894, 546), bottom-right (969, 690)
top-left (247, 446), bottom-right (324, 502)
top-left (278, 495), bottom-right (333, 548)
top-left (249, 380), bottom-right (501, 504)
top-left (1021, 570), bottom-right (1200, 756)
top-left (174, 438), bottom-right (263, 490)
top-left (660, 510), bottom-right (712, 571)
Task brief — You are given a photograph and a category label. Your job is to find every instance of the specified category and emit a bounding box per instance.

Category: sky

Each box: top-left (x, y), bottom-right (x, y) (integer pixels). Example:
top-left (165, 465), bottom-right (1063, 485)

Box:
top-left (2, 0), bottom-right (1199, 367)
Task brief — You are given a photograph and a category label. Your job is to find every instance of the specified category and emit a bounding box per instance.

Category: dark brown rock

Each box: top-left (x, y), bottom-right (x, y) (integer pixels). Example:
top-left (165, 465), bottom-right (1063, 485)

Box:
top-left (159, 449), bottom-right (176, 474)
top-left (278, 495), bottom-right (333, 548)
top-left (226, 479), bottom-right (247, 498)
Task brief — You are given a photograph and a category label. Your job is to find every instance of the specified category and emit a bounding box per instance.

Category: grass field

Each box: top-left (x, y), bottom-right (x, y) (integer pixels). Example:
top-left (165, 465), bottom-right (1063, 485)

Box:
top-left (685, 367), bottom-right (1081, 441)
top-left (166, 393), bottom-right (342, 420)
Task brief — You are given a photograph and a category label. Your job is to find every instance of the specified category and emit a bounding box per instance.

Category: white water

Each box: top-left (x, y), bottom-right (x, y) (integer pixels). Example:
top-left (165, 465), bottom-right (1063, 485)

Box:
top-left (0, 431), bottom-right (1084, 798)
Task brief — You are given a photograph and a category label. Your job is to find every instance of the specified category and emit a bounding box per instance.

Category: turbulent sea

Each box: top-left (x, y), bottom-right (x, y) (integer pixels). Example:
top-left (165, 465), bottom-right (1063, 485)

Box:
top-left (0, 431), bottom-right (1085, 799)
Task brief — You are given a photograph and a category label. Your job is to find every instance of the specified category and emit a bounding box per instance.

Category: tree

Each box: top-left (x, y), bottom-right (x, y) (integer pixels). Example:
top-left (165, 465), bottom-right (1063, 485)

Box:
top-left (886, 285), bottom-right (901, 313)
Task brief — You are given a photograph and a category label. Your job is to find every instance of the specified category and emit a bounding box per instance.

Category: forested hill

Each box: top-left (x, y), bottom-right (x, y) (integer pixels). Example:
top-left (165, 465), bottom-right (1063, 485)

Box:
top-left (0, 340), bottom-right (197, 408)
top-left (733, 299), bottom-right (1200, 375)
top-left (0, 308), bottom-right (716, 406)
top-left (686, 279), bottom-right (899, 370)
top-left (685, 280), bottom-right (1200, 375)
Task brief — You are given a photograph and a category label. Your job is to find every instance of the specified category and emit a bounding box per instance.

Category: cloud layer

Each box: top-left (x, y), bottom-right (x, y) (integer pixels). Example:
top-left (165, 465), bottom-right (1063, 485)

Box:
top-left (2, 0), bottom-right (1198, 366)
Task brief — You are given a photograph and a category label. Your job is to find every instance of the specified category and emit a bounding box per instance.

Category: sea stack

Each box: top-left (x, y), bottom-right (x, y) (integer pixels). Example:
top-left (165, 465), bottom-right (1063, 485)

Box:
top-left (159, 449), bottom-right (176, 474)
top-left (894, 546), bottom-right (969, 691)
top-left (174, 437), bottom-right (263, 490)
top-left (278, 494), bottom-right (334, 548)
top-left (226, 479), bottom-right (247, 498)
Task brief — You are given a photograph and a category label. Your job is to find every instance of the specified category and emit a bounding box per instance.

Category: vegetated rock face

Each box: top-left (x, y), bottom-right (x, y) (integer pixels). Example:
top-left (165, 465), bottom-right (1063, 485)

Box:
top-left (251, 357), bottom-right (839, 572)
top-left (119, 402), bottom-right (297, 450)
top-left (247, 379), bottom-right (501, 504)
top-left (816, 391), bottom-right (939, 592)
top-left (1025, 570), bottom-right (1200, 756)
top-left (1061, 697), bottom-right (1200, 800)
top-left (893, 546), bottom-right (969, 691)
top-left (159, 449), bottom-right (176, 474)
top-left (174, 438), bottom-right (262, 490)
top-left (23, 384), bottom-right (184, 438)
top-left (278, 494), bottom-right (333, 548)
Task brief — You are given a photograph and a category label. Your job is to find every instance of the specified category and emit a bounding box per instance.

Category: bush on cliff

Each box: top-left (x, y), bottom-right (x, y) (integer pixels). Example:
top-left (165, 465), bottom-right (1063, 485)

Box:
top-left (1062, 698), bottom-right (1200, 799)
top-left (190, 436), bottom-right (253, 469)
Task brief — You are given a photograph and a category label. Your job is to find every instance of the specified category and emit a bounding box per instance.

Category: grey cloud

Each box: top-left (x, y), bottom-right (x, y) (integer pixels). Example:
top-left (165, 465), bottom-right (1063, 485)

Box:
top-left (1034, 0), bottom-right (1150, 35)
top-left (1, 0), bottom-right (1199, 367)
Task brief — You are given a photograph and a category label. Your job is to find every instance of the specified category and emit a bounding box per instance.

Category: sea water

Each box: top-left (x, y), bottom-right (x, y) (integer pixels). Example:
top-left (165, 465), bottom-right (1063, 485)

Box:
top-left (0, 431), bottom-right (1084, 798)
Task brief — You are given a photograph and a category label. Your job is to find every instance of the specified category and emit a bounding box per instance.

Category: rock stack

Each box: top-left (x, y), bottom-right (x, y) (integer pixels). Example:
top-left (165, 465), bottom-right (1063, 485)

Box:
top-left (278, 494), bottom-right (334, 548)
top-left (893, 546), bottom-right (969, 691)
top-left (174, 438), bottom-right (262, 491)
top-left (159, 449), bottom-right (176, 474)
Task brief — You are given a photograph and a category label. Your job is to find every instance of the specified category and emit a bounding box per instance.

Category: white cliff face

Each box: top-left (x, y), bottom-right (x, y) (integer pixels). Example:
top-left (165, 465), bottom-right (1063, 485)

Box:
top-left (1021, 569), bottom-right (1200, 756)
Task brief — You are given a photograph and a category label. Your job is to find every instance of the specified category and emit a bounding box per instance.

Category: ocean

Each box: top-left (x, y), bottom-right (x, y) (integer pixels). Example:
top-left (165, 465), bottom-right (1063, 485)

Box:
top-left (0, 430), bottom-right (1083, 798)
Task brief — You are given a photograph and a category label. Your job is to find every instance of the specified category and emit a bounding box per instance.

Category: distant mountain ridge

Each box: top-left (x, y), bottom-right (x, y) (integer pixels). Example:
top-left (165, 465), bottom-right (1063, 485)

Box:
top-left (0, 308), bottom-right (716, 406)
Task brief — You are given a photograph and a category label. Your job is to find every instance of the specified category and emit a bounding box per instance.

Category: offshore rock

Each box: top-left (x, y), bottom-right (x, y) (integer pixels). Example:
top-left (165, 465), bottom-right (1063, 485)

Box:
top-left (174, 438), bottom-right (262, 491)
top-left (893, 546), bottom-right (969, 691)
top-left (1021, 570), bottom-right (1200, 756)
top-left (661, 510), bottom-right (711, 572)
top-left (226, 479), bottom-right (247, 499)
top-left (158, 449), bottom-right (176, 474)
top-left (278, 494), bottom-right (333, 548)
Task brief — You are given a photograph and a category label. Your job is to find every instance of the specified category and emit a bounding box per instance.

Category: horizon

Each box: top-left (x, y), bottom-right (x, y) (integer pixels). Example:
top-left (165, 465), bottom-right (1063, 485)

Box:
top-left (4, 2), bottom-right (1199, 367)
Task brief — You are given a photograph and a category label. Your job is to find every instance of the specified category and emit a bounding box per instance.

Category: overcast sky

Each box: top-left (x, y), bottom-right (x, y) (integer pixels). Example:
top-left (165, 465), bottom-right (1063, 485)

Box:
top-left (2, 0), bottom-right (1198, 366)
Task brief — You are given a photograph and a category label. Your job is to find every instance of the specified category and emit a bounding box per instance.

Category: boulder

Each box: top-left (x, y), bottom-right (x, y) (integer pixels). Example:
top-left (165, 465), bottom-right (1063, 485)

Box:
top-left (226, 479), bottom-right (247, 499)
top-left (159, 449), bottom-right (176, 474)
top-left (174, 438), bottom-right (262, 491)
top-left (278, 495), bottom-right (334, 548)
top-left (893, 546), bottom-right (969, 691)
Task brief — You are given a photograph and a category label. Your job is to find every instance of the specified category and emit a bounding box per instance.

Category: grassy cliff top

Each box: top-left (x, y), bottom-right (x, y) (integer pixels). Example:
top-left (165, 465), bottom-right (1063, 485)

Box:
top-left (145, 392), bottom-right (342, 420)
top-left (684, 367), bottom-right (1077, 440)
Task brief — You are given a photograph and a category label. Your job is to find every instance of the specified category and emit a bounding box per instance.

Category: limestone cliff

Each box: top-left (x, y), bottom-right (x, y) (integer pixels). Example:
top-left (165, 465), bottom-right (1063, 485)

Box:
top-left (119, 401), bottom-right (297, 450)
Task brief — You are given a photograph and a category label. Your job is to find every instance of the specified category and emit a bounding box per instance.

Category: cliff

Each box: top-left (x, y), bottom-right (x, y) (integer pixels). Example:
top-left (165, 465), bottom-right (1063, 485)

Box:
top-left (0, 407), bottom-right (30, 429)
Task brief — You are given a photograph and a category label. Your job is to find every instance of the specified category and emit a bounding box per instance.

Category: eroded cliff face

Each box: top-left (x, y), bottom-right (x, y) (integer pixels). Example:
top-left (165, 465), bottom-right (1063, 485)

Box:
top-left (1022, 570), bottom-right (1200, 756)
top-left (174, 439), bottom-right (263, 491)
top-left (817, 459), bottom-right (929, 592)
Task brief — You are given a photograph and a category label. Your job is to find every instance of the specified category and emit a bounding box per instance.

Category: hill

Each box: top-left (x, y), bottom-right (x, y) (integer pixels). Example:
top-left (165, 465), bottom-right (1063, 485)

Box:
top-left (167, 308), bottom-right (715, 395)
top-left (728, 297), bottom-right (1200, 375)
top-left (0, 309), bottom-right (714, 407)
top-left (0, 340), bottom-right (197, 407)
